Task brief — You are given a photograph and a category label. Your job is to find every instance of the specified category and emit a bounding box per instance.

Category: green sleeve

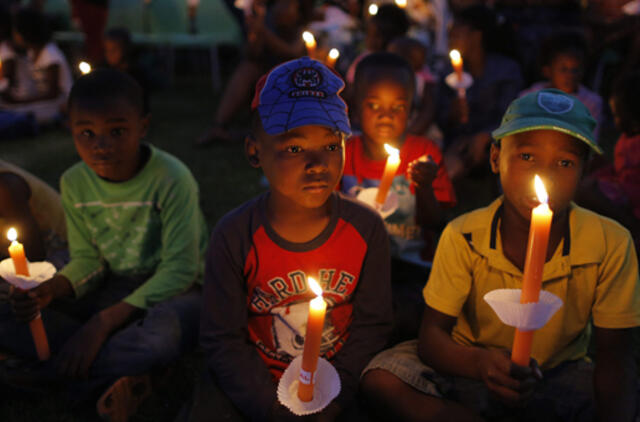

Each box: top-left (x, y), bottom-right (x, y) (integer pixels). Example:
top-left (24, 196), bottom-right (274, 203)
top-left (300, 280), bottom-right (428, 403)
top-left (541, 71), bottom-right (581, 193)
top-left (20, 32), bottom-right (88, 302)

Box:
top-left (57, 174), bottom-right (106, 297)
top-left (123, 172), bottom-right (203, 309)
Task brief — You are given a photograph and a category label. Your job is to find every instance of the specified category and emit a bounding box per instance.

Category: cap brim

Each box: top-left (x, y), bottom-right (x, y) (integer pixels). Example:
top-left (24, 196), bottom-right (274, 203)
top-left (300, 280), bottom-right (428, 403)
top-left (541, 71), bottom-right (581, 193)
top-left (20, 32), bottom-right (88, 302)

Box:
top-left (492, 116), bottom-right (602, 155)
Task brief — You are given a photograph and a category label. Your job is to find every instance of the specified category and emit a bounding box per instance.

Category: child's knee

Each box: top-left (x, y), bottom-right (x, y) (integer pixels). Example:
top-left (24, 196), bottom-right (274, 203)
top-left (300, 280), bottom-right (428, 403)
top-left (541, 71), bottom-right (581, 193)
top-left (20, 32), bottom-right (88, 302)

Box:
top-left (361, 368), bottom-right (406, 399)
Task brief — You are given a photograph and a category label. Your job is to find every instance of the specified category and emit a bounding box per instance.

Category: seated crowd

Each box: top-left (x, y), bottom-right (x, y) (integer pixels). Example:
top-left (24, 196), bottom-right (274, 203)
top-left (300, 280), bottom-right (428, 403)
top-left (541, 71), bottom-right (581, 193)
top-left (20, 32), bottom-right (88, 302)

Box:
top-left (0, 1), bottom-right (639, 422)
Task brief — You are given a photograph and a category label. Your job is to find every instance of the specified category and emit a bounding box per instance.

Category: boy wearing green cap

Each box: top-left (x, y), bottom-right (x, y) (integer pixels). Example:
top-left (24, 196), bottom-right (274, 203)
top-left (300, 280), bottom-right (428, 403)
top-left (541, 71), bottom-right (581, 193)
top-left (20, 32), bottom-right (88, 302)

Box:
top-left (360, 89), bottom-right (640, 421)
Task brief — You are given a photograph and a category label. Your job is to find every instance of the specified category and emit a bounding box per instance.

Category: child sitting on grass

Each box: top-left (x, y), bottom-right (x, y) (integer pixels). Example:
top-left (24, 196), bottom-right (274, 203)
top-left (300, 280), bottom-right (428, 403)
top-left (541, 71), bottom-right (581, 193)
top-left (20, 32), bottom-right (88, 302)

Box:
top-left (103, 27), bottom-right (150, 113)
top-left (579, 71), bottom-right (640, 256)
top-left (520, 29), bottom-right (603, 141)
top-left (361, 89), bottom-right (639, 422)
top-left (387, 36), bottom-right (438, 139)
top-left (0, 69), bottom-right (207, 421)
top-left (343, 52), bottom-right (455, 266)
top-left (193, 57), bottom-right (393, 421)
top-left (2, 8), bottom-right (72, 125)
top-left (342, 51), bottom-right (455, 345)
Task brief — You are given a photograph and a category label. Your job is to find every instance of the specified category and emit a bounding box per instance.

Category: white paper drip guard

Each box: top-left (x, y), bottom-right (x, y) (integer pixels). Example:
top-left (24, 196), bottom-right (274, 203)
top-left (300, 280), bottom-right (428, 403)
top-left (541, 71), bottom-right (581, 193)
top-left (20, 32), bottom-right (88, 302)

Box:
top-left (356, 187), bottom-right (398, 219)
top-left (0, 258), bottom-right (56, 290)
top-left (445, 72), bottom-right (473, 91)
top-left (277, 356), bottom-right (341, 416)
top-left (484, 289), bottom-right (563, 331)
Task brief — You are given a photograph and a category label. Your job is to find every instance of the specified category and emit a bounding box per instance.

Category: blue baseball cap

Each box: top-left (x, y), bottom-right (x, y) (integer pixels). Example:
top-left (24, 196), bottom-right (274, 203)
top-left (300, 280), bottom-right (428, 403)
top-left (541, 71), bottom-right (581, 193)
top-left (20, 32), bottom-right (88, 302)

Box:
top-left (251, 57), bottom-right (351, 136)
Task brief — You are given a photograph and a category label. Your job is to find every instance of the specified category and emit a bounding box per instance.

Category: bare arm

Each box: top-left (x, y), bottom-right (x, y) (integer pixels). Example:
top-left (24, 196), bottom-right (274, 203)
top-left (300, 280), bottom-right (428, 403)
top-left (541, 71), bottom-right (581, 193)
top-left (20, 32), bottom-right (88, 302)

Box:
top-left (593, 326), bottom-right (637, 422)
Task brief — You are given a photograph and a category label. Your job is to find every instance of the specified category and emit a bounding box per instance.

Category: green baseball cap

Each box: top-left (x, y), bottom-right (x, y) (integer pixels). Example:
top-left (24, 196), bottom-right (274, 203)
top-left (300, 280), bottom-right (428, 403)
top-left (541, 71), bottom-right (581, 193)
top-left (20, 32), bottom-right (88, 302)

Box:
top-left (492, 88), bottom-right (602, 154)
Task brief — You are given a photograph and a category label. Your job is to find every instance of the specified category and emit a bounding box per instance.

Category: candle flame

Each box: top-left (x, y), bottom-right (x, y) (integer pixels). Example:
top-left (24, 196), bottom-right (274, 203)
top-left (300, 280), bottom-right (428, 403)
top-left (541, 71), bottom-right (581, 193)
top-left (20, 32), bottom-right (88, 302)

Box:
top-left (302, 31), bottom-right (316, 46)
top-left (308, 277), bottom-right (323, 297)
top-left (79, 61), bottom-right (92, 75)
top-left (534, 175), bottom-right (548, 204)
top-left (384, 143), bottom-right (400, 158)
top-left (328, 48), bottom-right (340, 60)
top-left (395, 0), bottom-right (407, 7)
top-left (449, 49), bottom-right (461, 64)
top-left (368, 4), bottom-right (378, 15)
top-left (7, 227), bottom-right (17, 242)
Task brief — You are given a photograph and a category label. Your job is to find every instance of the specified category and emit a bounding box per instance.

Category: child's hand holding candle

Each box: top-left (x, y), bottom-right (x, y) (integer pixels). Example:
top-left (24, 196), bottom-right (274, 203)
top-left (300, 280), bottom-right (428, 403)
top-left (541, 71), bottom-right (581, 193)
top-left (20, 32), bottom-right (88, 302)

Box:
top-left (6, 227), bottom-right (51, 360)
top-left (297, 277), bottom-right (327, 402)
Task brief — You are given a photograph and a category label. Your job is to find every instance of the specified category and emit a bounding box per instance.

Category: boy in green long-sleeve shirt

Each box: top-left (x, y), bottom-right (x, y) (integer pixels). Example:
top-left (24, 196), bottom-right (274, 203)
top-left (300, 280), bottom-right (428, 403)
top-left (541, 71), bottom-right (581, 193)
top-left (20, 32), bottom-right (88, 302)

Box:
top-left (0, 69), bottom-right (207, 421)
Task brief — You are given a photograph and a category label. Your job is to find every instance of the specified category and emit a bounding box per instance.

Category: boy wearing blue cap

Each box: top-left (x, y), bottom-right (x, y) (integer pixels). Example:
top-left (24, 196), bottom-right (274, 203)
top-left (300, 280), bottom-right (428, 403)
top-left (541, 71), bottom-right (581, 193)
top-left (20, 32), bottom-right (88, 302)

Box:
top-left (196, 58), bottom-right (393, 421)
top-left (361, 89), bottom-right (640, 421)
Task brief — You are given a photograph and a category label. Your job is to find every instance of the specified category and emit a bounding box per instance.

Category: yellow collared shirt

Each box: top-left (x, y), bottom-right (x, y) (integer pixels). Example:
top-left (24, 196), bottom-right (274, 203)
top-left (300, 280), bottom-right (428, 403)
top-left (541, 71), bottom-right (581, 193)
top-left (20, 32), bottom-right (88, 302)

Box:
top-left (424, 197), bottom-right (640, 369)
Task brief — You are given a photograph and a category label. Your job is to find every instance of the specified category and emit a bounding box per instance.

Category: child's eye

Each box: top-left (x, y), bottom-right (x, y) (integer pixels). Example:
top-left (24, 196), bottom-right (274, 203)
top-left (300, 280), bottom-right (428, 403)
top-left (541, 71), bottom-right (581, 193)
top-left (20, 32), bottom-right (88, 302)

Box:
top-left (558, 159), bottom-right (574, 168)
top-left (326, 143), bottom-right (342, 152)
top-left (367, 102), bottom-right (380, 111)
top-left (393, 104), bottom-right (407, 112)
top-left (519, 153), bottom-right (532, 161)
top-left (286, 145), bottom-right (302, 153)
top-left (111, 128), bottom-right (125, 137)
top-left (81, 129), bottom-right (94, 138)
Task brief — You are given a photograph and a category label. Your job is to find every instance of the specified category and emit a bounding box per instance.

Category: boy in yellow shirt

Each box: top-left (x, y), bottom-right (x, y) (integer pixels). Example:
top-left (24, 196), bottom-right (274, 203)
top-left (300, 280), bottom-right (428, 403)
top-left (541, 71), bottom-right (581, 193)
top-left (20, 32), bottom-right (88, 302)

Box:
top-left (361, 89), bottom-right (640, 421)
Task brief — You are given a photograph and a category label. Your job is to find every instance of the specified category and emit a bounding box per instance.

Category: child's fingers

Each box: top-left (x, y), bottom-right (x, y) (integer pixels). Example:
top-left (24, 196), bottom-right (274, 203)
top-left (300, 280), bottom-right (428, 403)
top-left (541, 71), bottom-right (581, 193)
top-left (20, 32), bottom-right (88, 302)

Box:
top-left (486, 380), bottom-right (522, 405)
top-left (486, 367), bottom-right (521, 391)
top-left (529, 358), bottom-right (543, 380)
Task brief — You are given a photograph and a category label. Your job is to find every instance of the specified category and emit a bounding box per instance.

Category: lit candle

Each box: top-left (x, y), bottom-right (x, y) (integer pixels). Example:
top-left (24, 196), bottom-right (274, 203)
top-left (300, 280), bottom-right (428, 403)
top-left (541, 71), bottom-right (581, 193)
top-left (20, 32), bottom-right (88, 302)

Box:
top-left (7, 228), bottom-right (29, 276)
top-left (6, 228), bottom-right (50, 360)
top-left (79, 61), bottom-right (92, 75)
top-left (449, 49), bottom-right (463, 82)
top-left (326, 48), bottom-right (340, 68)
top-left (368, 4), bottom-right (378, 15)
top-left (298, 277), bottom-right (327, 402)
top-left (395, 0), bottom-right (407, 8)
top-left (511, 175), bottom-right (553, 366)
top-left (302, 31), bottom-right (317, 59)
top-left (375, 144), bottom-right (401, 205)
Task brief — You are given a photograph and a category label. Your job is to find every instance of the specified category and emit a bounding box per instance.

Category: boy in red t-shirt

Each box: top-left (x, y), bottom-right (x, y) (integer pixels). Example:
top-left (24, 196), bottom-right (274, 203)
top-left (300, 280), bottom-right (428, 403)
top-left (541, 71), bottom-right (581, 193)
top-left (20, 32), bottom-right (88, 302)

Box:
top-left (342, 52), bottom-right (456, 266)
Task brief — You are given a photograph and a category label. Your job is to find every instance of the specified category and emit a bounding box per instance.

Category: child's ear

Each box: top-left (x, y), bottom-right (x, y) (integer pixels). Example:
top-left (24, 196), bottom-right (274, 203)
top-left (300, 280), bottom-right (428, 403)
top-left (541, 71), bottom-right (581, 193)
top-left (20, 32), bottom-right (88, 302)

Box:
top-left (245, 135), bottom-right (261, 168)
top-left (489, 142), bottom-right (500, 174)
top-left (140, 113), bottom-right (151, 138)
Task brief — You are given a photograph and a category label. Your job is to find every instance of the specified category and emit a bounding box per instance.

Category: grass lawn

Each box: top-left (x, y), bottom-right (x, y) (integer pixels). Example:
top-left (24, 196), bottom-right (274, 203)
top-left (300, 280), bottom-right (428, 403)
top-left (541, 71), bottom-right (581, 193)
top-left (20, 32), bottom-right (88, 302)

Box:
top-left (0, 74), bottom-right (264, 421)
top-left (0, 71), bottom-right (638, 421)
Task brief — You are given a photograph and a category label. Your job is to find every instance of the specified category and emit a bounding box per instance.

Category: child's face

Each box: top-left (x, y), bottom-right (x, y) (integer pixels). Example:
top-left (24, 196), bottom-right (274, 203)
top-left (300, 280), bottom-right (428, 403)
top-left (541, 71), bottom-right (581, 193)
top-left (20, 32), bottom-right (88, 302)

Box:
top-left (70, 99), bottom-right (149, 182)
top-left (360, 79), bottom-right (410, 147)
top-left (104, 39), bottom-right (124, 67)
top-left (246, 125), bottom-right (344, 210)
top-left (490, 130), bottom-right (585, 221)
top-left (448, 22), bottom-right (479, 57)
top-left (543, 53), bottom-right (582, 94)
top-left (366, 22), bottom-right (384, 51)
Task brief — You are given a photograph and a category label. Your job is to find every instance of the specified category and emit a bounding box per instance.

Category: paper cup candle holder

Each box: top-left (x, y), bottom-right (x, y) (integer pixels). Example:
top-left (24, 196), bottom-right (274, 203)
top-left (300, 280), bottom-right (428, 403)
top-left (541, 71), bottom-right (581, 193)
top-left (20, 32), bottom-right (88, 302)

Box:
top-left (277, 277), bottom-right (340, 415)
top-left (484, 176), bottom-right (564, 366)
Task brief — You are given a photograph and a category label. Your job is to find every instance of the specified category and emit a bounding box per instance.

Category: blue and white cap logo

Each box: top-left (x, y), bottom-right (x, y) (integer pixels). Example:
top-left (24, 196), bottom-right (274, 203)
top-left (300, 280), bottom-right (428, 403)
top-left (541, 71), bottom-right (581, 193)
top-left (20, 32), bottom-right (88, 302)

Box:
top-left (537, 91), bottom-right (574, 114)
top-left (290, 68), bottom-right (325, 98)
